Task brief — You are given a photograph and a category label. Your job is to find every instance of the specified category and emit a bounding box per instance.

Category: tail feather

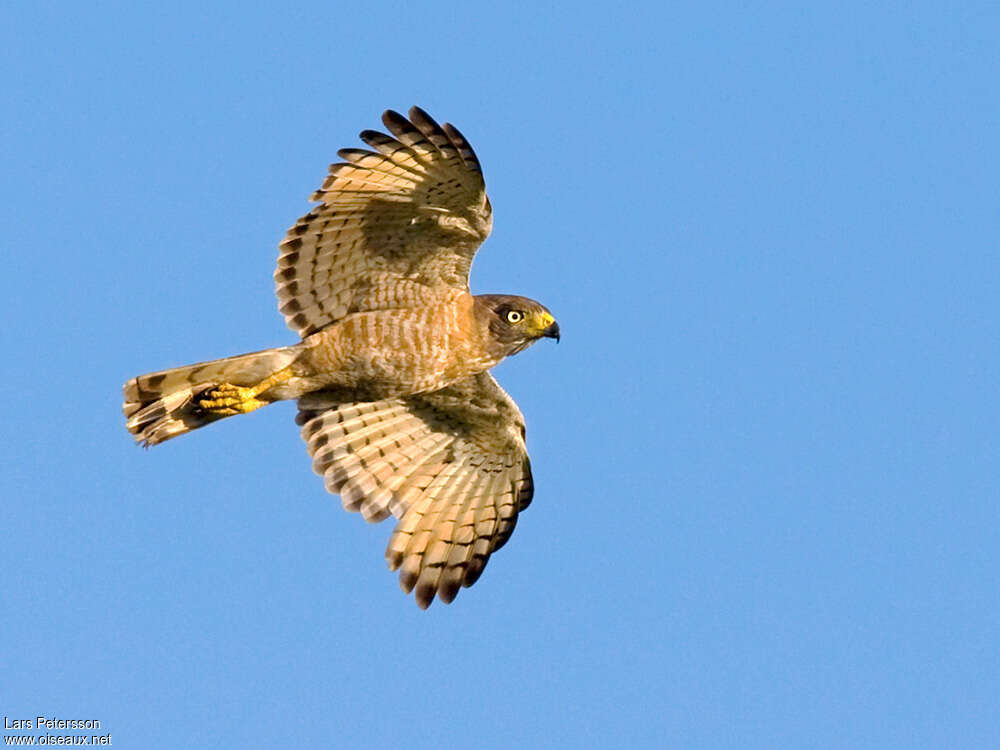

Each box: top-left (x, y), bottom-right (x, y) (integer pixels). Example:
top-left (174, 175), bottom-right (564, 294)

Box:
top-left (123, 345), bottom-right (301, 447)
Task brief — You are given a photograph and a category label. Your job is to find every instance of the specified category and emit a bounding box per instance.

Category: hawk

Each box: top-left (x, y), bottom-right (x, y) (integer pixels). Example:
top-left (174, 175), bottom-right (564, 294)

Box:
top-left (123, 107), bottom-right (559, 609)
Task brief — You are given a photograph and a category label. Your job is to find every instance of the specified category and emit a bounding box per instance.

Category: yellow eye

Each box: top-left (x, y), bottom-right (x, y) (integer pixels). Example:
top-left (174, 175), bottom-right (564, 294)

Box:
top-left (505, 310), bottom-right (524, 324)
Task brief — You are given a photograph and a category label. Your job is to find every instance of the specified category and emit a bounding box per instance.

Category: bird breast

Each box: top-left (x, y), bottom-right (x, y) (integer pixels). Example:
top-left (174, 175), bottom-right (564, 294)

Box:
top-left (296, 295), bottom-right (502, 397)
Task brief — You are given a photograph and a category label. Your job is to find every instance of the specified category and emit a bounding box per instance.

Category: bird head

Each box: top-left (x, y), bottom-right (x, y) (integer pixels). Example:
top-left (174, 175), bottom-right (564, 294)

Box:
top-left (476, 294), bottom-right (560, 356)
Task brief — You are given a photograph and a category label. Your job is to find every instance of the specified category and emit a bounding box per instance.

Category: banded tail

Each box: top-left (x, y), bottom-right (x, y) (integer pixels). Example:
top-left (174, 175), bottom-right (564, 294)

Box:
top-left (123, 345), bottom-right (303, 447)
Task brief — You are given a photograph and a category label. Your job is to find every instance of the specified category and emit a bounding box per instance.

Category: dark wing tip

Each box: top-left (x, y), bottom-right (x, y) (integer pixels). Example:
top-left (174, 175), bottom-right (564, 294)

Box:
top-left (437, 578), bottom-right (461, 604)
top-left (408, 105), bottom-right (437, 127)
top-left (414, 581), bottom-right (436, 609)
top-left (517, 461), bottom-right (535, 509)
top-left (337, 147), bottom-right (370, 160)
top-left (442, 121), bottom-right (466, 144)
top-left (407, 106), bottom-right (451, 148)
top-left (381, 109), bottom-right (412, 133)
top-left (359, 129), bottom-right (391, 148)
top-left (442, 121), bottom-right (482, 173)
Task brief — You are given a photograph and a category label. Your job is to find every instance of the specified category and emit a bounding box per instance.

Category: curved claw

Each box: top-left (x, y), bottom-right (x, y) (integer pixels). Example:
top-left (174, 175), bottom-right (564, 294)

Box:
top-left (197, 384), bottom-right (267, 415)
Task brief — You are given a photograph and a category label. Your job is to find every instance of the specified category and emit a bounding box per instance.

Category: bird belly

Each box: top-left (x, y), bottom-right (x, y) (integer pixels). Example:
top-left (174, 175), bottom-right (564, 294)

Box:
top-left (296, 305), bottom-right (498, 397)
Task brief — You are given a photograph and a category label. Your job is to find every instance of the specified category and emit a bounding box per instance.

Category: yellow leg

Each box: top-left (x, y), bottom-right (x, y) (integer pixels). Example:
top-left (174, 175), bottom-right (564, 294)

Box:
top-left (197, 367), bottom-right (293, 416)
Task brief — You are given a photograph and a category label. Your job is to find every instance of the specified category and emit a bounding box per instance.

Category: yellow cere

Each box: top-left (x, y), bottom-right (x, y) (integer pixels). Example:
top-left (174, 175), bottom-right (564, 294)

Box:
top-left (536, 311), bottom-right (555, 331)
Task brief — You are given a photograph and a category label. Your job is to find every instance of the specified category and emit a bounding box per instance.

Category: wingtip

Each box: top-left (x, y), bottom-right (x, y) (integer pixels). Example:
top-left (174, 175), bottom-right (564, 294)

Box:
top-left (437, 580), bottom-right (460, 604)
top-left (381, 109), bottom-right (409, 130)
top-left (359, 128), bottom-right (386, 146)
top-left (408, 105), bottom-right (432, 122)
top-left (414, 588), bottom-right (434, 610)
top-left (407, 106), bottom-right (442, 134)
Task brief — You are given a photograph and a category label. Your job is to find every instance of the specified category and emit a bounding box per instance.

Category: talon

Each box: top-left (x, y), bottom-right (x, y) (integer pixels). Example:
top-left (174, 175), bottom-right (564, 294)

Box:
top-left (197, 383), bottom-right (267, 415)
top-left (194, 368), bottom-right (293, 417)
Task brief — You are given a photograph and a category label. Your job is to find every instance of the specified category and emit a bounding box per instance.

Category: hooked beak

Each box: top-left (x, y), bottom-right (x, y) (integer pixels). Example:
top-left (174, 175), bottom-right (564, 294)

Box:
top-left (541, 320), bottom-right (560, 342)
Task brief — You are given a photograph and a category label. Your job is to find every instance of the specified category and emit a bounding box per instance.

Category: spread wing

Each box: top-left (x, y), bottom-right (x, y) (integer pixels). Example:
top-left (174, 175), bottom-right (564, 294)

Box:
top-left (275, 107), bottom-right (493, 339)
top-left (296, 372), bottom-right (533, 609)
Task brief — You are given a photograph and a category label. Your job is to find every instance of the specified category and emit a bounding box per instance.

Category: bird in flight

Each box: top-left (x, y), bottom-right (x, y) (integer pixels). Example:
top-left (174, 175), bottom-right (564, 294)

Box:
top-left (123, 107), bottom-right (559, 608)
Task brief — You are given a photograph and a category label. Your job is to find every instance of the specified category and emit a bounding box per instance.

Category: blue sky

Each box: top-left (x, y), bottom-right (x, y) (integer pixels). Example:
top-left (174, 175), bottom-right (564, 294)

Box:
top-left (3, 1), bottom-right (998, 747)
